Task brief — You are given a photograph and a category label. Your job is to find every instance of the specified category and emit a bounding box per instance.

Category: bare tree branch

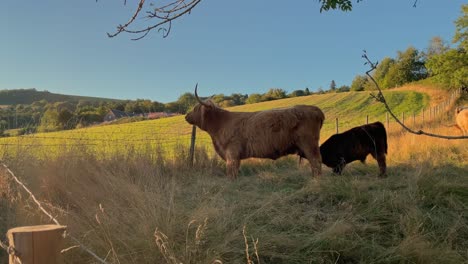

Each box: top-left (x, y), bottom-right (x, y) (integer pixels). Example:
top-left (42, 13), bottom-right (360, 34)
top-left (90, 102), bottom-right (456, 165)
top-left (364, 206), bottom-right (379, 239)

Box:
top-left (107, 0), bottom-right (201, 40)
top-left (362, 51), bottom-right (467, 140)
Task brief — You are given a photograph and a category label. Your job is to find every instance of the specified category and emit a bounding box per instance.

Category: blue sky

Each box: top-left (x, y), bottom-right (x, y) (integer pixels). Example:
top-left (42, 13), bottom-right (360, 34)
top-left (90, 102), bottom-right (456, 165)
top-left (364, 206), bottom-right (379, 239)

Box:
top-left (1, 1), bottom-right (465, 103)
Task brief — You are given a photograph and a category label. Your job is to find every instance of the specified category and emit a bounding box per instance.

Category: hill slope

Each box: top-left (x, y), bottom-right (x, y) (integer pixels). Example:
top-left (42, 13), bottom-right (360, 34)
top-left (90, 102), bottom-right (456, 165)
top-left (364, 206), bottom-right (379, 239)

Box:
top-left (0, 88), bottom-right (122, 105)
top-left (0, 88), bottom-right (432, 158)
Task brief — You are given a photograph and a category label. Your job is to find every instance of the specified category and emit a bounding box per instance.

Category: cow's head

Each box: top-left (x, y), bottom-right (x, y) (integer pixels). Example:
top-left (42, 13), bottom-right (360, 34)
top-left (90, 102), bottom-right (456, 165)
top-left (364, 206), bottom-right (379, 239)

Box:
top-left (185, 84), bottom-right (219, 131)
top-left (456, 107), bottom-right (466, 115)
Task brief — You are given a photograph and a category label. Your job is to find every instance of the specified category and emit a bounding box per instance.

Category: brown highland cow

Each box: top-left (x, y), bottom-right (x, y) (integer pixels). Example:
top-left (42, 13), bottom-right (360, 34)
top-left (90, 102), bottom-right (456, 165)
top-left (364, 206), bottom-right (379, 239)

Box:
top-left (185, 85), bottom-right (325, 179)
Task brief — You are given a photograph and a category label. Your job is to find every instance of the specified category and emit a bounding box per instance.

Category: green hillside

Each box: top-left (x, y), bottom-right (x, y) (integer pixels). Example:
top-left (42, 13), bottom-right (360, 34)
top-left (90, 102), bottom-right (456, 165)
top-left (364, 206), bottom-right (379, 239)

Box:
top-left (0, 88), bottom-right (122, 105)
top-left (0, 89), bottom-right (429, 158)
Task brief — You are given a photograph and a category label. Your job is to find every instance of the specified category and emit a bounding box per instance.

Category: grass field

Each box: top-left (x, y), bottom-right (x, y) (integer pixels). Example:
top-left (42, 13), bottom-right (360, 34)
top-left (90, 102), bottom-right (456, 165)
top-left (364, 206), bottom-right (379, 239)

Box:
top-left (0, 86), bottom-right (466, 264)
top-left (0, 88), bottom-right (430, 160)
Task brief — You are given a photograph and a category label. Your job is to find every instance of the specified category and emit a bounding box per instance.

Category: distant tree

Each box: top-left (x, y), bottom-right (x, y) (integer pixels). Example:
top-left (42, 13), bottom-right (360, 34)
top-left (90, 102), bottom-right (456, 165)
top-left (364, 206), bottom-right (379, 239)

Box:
top-left (230, 93), bottom-right (248, 105)
top-left (245, 93), bottom-right (262, 104)
top-left (317, 87), bottom-right (325, 94)
top-left (0, 120), bottom-right (7, 137)
top-left (304, 88), bottom-right (311, 95)
top-left (336, 85), bottom-right (350, 93)
top-left (38, 108), bottom-right (60, 132)
top-left (165, 102), bottom-right (182, 113)
top-left (57, 109), bottom-right (74, 129)
top-left (453, 4), bottom-right (468, 50)
top-left (372, 57), bottom-right (395, 89)
top-left (385, 46), bottom-right (427, 88)
top-left (262, 88), bottom-right (287, 101)
top-left (350, 75), bottom-right (368, 91)
top-left (151, 101), bottom-right (165, 112)
top-left (425, 36), bottom-right (450, 59)
top-left (211, 94), bottom-right (226, 104)
top-left (329, 80), bottom-right (336, 91)
top-left (177, 93), bottom-right (198, 113)
top-left (289, 89), bottom-right (306, 97)
top-left (425, 4), bottom-right (467, 89)
top-left (218, 100), bottom-right (235, 108)
top-left (426, 48), bottom-right (468, 89)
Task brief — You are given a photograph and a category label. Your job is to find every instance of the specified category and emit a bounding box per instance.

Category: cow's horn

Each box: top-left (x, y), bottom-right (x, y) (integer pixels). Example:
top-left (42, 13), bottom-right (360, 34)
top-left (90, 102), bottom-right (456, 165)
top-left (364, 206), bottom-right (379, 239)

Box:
top-left (195, 83), bottom-right (210, 107)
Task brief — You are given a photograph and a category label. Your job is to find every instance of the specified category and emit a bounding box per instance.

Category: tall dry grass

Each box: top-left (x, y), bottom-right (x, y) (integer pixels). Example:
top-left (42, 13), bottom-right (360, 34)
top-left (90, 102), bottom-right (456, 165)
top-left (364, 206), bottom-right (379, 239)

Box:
top-left (0, 106), bottom-right (467, 263)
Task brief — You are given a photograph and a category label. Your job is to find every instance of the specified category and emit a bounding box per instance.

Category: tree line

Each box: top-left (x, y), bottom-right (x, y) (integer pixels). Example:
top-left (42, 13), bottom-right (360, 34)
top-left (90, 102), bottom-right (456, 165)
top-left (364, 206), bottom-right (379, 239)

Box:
top-left (351, 4), bottom-right (467, 92)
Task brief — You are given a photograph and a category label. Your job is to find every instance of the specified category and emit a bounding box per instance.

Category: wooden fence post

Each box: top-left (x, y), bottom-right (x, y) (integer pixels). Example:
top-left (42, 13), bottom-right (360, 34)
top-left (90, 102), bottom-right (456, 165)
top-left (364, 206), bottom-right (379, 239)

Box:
top-left (402, 112), bottom-right (405, 125)
top-left (366, 115), bottom-right (369, 124)
top-left (386, 112), bottom-right (389, 128)
top-left (189, 125), bottom-right (196, 167)
top-left (335, 118), bottom-right (339, 134)
top-left (7, 225), bottom-right (66, 264)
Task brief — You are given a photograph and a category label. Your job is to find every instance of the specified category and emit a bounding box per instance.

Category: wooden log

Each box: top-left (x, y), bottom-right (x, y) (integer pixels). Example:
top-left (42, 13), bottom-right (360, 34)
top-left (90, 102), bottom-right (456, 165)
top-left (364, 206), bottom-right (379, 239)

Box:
top-left (7, 225), bottom-right (66, 264)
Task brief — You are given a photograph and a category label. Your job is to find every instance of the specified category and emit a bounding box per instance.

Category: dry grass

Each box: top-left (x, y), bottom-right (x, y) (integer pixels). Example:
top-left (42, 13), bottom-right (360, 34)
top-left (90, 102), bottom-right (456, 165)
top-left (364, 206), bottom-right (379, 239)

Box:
top-left (0, 119), bottom-right (466, 263)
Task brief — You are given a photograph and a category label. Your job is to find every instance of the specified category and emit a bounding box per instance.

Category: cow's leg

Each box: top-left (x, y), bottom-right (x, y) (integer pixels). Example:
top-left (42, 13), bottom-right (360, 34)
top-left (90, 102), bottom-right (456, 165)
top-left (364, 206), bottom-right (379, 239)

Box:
top-left (225, 150), bottom-right (241, 180)
top-left (333, 161), bottom-right (345, 175)
top-left (371, 152), bottom-right (387, 177)
top-left (226, 159), bottom-right (240, 180)
top-left (299, 143), bottom-right (322, 177)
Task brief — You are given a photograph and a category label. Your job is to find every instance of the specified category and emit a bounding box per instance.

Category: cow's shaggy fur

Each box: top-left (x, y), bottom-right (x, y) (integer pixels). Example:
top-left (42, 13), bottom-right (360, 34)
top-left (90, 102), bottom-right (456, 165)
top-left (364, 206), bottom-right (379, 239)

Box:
top-left (456, 107), bottom-right (468, 135)
top-left (320, 122), bottom-right (388, 177)
top-left (185, 88), bottom-right (325, 179)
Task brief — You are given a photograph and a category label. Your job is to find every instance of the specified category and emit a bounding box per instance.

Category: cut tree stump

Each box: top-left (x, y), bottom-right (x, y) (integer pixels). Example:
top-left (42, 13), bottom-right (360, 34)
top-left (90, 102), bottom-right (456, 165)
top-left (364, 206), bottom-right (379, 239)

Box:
top-left (7, 224), bottom-right (66, 264)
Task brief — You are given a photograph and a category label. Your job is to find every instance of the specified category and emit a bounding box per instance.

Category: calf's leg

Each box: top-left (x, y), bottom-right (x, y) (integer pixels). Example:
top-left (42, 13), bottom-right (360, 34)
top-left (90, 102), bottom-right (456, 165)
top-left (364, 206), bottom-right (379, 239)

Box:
top-left (371, 152), bottom-right (387, 177)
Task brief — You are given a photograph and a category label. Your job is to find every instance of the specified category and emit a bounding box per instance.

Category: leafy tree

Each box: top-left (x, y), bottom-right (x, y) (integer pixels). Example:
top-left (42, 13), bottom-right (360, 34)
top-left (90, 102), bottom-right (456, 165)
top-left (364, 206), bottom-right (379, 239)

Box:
top-left (38, 108), bottom-right (60, 132)
top-left (151, 101), bottom-right (165, 112)
top-left (426, 36), bottom-right (450, 59)
top-left (425, 5), bottom-right (468, 89)
top-left (305, 88), bottom-right (311, 95)
top-left (262, 88), bottom-right (287, 101)
top-left (329, 80), bottom-right (336, 91)
top-left (245, 93), bottom-right (262, 104)
top-left (211, 94), bottom-right (226, 104)
top-left (336, 85), bottom-right (350, 93)
top-left (0, 120), bottom-right (7, 137)
top-left (230, 93), bottom-right (248, 105)
top-left (453, 4), bottom-right (468, 50)
top-left (385, 46), bottom-right (427, 88)
top-left (58, 109), bottom-right (74, 129)
top-left (289, 90), bottom-right (306, 97)
top-left (372, 57), bottom-right (395, 89)
top-left (165, 102), bottom-right (182, 113)
top-left (350, 75), bottom-right (368, 91)
top-left (426, 48), bottom-right (468, 88)
top-left (177, 93), bottom-right (198, 114)
top-left (218, 100), bottom-right (235, 108)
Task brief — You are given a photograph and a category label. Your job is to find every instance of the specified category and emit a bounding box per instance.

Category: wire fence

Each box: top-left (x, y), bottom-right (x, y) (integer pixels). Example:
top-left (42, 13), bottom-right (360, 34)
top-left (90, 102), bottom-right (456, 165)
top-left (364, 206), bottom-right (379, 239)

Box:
top-left (0, 88), bottom-right (464, 163)
top-left (0, 163), bottom-right (109, 264)
top-left (332, 88), bottom-right (462, 134)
